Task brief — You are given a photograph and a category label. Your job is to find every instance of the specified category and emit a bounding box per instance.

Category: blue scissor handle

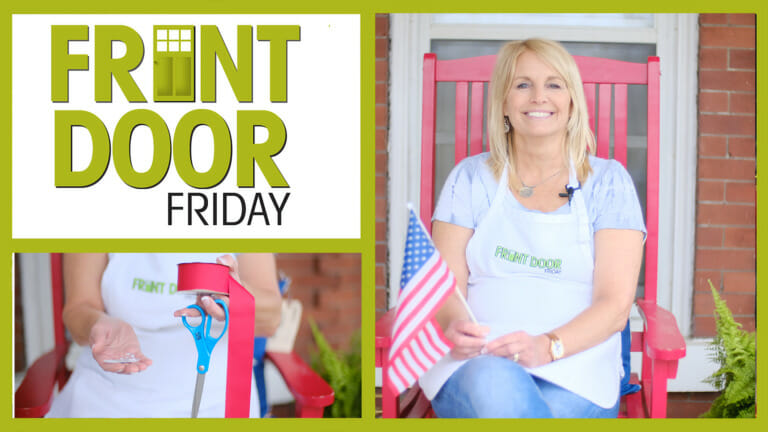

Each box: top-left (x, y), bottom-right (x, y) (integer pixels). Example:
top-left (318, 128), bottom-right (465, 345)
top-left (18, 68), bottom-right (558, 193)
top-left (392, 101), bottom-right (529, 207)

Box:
top-left (181, 299), bottom-right (229, 374)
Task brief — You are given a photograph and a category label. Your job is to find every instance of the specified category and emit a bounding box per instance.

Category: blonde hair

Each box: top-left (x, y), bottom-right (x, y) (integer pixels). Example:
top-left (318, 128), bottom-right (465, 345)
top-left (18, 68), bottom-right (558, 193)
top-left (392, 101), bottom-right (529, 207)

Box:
top-left (487, 39), bottom-right (594, 186)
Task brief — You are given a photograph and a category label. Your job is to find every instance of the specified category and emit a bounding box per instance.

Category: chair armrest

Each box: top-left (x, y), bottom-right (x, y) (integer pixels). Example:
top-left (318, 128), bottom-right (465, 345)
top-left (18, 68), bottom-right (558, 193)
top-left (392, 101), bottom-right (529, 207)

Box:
top-left (265, 351), bottom-right (334, 409)
top-left (14, 347), bottom-right (66, 418)
top-left (375, 310), bottom-right (396, 366)
top-left (636, 300), bottom-right (686, 361)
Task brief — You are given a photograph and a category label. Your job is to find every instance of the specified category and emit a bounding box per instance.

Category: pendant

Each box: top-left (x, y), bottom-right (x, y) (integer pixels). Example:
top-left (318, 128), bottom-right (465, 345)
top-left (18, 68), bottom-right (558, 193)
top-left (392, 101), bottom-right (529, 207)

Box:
top-left (519, 186), bottom-right (533, 198)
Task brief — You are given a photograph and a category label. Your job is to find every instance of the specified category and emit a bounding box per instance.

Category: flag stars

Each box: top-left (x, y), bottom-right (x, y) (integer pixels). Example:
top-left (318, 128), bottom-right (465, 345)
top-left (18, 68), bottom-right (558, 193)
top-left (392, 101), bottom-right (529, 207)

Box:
top-left (400, 212), bottom-right (436, 287)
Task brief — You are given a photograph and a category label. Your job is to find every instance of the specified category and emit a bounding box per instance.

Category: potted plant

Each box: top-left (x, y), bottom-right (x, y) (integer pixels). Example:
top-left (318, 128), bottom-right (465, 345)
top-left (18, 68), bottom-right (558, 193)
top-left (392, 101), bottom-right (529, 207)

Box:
top-left (700, 280), bottom-right (756, 418)
top-left (309, 320), bottom-right (361, 418)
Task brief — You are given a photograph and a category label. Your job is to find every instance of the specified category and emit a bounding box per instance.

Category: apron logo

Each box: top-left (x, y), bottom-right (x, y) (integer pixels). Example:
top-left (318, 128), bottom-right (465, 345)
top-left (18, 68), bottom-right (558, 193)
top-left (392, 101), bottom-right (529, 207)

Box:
top-left (494, 245), bottom-right (562, 275)
top-left (132, 277), bottom-right (178, 295)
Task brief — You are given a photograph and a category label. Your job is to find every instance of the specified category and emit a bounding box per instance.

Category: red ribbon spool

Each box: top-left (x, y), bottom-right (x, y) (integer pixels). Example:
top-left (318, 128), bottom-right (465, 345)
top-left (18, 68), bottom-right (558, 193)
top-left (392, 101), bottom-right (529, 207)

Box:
top-left (177, 262), bottom-right (255, 418)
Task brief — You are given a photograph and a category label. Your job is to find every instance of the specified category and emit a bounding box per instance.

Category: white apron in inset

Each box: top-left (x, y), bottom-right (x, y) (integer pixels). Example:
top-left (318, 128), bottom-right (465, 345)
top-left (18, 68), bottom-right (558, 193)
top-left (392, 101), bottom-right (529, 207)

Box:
top-left (46, 253), bottom-right (259, 418)
top-left (420, 165), bottom-right (621, 408)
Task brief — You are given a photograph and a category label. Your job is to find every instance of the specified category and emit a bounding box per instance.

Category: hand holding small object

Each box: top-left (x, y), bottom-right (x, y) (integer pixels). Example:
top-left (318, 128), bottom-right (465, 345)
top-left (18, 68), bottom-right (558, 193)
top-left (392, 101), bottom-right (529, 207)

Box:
top-left (483, 331), bottom-right (552, 368)
top-left (445, 319), bottom-right (489, 360)
top-left (174, 294), bottom-right (229, 321)
top-left (89, 315), bottom-right (152, 374)
top-left (173, 255), bottom-right (238, 321)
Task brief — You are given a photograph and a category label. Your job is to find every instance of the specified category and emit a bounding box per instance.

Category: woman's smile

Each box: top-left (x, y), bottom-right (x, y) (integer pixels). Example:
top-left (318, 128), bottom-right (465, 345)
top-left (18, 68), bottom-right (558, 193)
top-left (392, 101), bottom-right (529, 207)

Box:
top-left (504, 50), bottom-right (571, 139)
top-left (524, 111), bottom-right (554, 119)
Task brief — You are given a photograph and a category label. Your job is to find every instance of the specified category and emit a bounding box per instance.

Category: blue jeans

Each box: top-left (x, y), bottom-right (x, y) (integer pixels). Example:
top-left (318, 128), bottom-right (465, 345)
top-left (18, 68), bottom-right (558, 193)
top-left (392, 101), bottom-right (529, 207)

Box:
top-left (431, 356), bottom-right (619, 418)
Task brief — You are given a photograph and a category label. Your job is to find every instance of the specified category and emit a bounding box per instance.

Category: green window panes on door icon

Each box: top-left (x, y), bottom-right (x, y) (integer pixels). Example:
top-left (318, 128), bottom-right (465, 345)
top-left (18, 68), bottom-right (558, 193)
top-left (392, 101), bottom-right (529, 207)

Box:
top-left (154, 26), bottom-right (195, 101)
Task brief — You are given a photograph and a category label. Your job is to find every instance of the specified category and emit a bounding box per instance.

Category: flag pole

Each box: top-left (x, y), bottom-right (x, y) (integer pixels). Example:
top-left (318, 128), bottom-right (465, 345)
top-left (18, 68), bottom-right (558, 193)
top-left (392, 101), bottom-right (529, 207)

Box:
top-left (407, 203), bottom-right (478, 324)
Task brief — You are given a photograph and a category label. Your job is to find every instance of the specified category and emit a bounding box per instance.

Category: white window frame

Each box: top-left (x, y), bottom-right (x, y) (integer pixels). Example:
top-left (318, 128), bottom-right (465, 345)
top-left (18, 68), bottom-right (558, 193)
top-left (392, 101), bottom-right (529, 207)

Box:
top-left (17, 254), bottom-right (55, 371)
top-left (387, 13), bottom-right (712, 391)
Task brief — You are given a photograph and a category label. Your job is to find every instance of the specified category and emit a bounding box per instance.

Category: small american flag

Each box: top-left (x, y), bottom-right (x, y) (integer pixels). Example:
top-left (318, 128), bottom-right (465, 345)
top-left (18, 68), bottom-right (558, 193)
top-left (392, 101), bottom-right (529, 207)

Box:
top-left (387, 208), bottom-right (455, 394)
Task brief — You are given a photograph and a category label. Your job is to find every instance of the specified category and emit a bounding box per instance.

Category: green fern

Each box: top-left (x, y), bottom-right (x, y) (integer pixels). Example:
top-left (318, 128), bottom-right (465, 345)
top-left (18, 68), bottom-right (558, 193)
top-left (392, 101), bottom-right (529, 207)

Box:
top-left (309, 319), bottom-right (361, 418)
top-left (700, 280), bottom-right (756, 418)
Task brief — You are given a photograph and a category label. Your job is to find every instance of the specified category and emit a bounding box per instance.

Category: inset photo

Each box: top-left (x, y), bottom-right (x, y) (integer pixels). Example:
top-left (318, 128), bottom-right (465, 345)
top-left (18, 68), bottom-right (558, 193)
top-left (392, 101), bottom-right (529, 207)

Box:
top-left (14, 253), bottom-right (360, 418)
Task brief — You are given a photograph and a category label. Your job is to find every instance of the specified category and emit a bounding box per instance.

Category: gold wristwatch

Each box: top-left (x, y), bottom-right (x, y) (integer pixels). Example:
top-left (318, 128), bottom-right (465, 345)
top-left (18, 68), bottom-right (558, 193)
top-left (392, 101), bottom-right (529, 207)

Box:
top-left (546, 332), bottom-right (564, 361)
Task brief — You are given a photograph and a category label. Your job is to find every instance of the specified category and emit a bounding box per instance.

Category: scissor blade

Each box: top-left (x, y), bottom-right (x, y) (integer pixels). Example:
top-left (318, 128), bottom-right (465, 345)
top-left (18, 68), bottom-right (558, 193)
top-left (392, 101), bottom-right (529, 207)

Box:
top-left (191, 373), bottom-right (205, 418)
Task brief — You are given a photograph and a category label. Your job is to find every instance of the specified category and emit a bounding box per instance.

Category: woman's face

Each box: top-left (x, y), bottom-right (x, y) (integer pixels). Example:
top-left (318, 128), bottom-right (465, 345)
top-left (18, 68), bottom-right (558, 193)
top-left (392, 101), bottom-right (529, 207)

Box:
top-left (504, 50), bottom-right (572, 142)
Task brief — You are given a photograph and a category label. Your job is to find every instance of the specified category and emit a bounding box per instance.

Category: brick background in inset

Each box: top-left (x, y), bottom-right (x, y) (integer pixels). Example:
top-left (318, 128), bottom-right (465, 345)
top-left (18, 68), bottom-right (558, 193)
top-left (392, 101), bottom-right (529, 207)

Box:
top-left (276, 253), bottom-right (361, 362)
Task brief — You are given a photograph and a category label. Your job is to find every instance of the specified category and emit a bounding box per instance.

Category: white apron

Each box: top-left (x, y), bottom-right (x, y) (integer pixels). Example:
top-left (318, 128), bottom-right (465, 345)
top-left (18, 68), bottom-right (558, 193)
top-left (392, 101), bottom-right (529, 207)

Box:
top-left (420, 165), bottom-right (622, 408)
top-left (46, 253), bottom-right (259, 418)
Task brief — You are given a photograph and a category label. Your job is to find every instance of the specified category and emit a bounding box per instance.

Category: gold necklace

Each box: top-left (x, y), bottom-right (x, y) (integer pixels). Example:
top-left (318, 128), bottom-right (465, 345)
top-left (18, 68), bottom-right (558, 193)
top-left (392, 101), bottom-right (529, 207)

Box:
top-left (517, 167), bottom-right (563, 198)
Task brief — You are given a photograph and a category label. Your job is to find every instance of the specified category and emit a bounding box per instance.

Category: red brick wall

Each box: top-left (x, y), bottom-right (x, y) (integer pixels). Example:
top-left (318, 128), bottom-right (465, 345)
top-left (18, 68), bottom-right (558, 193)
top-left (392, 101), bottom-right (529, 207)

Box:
top-left (275, 254), bottom-right (361, 362)
top-left (694, 13), bottom-right (756, 337)
top-left (666, 392), bottom-right (720, 418)
top-left (375, 14), bottom-right (390, 320)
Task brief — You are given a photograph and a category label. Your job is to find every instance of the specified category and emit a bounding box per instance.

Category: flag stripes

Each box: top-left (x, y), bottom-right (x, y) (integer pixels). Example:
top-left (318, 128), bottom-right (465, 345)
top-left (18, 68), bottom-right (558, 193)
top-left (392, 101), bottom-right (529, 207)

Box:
top-left (390, 255), bottom-right (453, 355)
top-left (387, 208), bottom-right (456, 395)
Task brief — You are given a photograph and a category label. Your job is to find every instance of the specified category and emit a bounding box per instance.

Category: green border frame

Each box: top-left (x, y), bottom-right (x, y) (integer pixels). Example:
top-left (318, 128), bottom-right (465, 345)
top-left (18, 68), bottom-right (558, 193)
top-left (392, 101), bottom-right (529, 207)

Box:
top-left (2, 2), bottom-right (765, 431)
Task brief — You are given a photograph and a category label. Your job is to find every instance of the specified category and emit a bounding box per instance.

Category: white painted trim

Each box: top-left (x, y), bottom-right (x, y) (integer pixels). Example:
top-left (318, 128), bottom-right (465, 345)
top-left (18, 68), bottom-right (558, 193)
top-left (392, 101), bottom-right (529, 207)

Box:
top-left (19, 253), bottom-right (55, 367)
top-left (14, 372), bottom-right (25, 392)
top-left (431, 24), bottom-right (657, 44)
top-left (655, 14), bottom-right (699, 337)
top-left (431, 14), bottom-right (656, 28)
top-left (265, 361), bottom-right (295, 404)
top-left (387, 13), bottom-right (432, 309)
top-left (630, 338), bottom-right (719, 392)
top-left (630, 306), bottom-right (716, 391)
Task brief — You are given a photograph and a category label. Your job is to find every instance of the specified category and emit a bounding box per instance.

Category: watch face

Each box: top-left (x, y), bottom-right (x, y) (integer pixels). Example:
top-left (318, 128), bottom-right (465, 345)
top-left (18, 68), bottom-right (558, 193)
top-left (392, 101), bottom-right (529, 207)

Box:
top-left (554, 342), bottom-right (564, 358)
top-left (551, 340), bottom-right (564, 359)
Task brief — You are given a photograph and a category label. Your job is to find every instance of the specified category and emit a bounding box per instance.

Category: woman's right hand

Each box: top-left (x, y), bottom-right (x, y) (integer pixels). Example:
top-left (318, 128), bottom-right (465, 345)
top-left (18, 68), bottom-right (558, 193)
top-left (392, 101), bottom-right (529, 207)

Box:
top-left (445, 319), bottom-right (490, 360)
top-left (89, 314), bottom-right (152, 374)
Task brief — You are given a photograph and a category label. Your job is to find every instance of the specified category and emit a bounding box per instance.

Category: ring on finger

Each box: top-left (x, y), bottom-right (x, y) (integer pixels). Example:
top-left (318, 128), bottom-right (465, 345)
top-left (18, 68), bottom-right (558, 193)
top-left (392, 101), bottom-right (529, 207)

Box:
top-left (513, 352), bottom-right (520, 362)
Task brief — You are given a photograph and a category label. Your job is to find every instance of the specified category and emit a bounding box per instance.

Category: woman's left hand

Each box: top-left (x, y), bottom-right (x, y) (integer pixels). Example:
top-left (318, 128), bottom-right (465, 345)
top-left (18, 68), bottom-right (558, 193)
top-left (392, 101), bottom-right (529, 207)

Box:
top-left (172, 255), bottom-right (237, 321)
top-left (484, 331), bottom-right (552, 368)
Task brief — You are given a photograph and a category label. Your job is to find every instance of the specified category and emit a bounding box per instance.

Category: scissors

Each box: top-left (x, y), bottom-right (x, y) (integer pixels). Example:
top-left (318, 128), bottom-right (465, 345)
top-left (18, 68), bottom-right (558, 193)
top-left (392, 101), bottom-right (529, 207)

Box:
top-left (181, 299), bottom-right (229, 418)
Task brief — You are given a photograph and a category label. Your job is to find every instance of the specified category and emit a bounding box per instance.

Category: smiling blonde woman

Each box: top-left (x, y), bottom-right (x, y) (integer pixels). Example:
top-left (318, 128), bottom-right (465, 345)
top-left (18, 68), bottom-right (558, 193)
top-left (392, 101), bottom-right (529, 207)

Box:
top-left (419, 39), bottom-right (646, 418)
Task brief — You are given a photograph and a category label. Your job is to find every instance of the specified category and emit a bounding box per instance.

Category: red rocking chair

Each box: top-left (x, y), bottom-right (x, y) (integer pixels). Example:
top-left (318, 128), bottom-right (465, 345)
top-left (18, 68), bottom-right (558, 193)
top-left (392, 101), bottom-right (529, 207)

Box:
top-left (15, 253), bottom-right (334, 418)
top-left (376, 52), bottom-right (686, 418)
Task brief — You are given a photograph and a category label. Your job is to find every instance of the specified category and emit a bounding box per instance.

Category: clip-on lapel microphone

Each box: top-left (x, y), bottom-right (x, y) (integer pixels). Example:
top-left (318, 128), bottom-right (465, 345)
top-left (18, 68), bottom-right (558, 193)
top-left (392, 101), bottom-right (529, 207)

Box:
top-left (558, 182), bottom-right (582, 205)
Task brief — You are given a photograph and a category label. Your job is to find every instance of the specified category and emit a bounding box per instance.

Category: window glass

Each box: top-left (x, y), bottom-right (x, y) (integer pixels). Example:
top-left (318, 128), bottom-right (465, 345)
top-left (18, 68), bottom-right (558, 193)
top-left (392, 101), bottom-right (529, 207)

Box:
top-left (431, 13), bottom-right (655, 28)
